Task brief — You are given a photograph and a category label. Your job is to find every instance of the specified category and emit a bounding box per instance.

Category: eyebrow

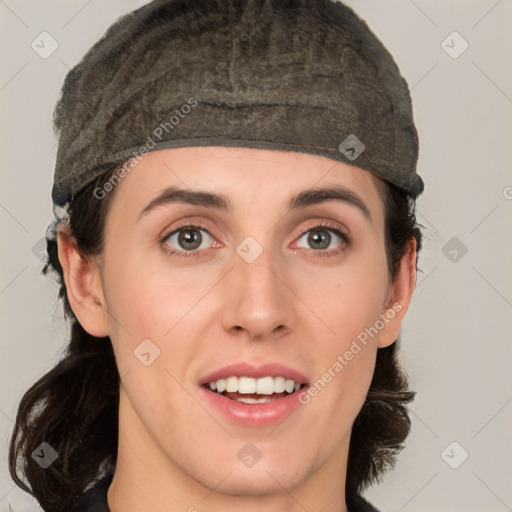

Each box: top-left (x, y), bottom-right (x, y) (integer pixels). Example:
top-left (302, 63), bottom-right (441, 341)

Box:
top-left (138, 185), bottom-right (372, 223)
top-left (289, 186), bottom-right (372, 222)
top-left (138, 187), bottom-right (231, 220)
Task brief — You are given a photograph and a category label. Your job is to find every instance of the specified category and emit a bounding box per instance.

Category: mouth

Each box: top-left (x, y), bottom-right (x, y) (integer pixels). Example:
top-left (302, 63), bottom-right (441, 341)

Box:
top-left (198, 363), bottom-right (310, 426)
top-left (202, 376), bottom-right (307, 404)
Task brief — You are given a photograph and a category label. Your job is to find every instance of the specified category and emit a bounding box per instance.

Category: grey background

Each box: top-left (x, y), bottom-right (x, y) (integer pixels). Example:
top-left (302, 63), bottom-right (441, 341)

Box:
top-left (1, 0), bottom-right (511, 511)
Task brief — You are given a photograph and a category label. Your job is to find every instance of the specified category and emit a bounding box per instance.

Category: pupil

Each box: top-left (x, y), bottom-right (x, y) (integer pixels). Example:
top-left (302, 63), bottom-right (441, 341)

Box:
top-left (308, 229), bottom-right (330, 250)
top-left (179, 229), bottom-right (202, 250)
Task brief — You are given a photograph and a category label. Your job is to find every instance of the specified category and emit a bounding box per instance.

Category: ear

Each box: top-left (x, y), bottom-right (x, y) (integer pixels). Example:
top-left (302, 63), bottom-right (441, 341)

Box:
top-left (57, 225), bottom-right (109, 338)
top-left (377, 236), bottom-right (418, 348)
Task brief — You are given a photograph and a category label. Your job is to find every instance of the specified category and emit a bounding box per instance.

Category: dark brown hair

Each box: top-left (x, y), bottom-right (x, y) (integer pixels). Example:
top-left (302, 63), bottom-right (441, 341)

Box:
top-left (9, 164), bottom-right (422, 511)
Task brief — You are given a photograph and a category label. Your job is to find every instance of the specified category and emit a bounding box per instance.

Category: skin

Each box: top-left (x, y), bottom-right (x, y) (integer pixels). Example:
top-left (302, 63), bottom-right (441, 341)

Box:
top-left (57, 146), bottom-right (417, 512)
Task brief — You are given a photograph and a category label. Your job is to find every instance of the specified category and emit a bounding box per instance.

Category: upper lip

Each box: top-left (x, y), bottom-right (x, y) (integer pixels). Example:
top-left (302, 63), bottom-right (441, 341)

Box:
top-left (199, 362), bottom-right (309, 386)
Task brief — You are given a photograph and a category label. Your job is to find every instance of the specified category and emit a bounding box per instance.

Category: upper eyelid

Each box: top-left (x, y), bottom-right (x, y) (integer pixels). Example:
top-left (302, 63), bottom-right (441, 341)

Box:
top-left (162, 220), bottom-right (346, 236)
top-left (297, 222), bottom-right (347, 237)
top-left (161, 222), bottom-right (212, 240)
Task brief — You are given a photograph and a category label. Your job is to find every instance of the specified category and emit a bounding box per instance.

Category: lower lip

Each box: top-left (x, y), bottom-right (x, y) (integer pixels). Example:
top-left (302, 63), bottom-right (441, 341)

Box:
top-left (198, 386), bottom-right (308, 426)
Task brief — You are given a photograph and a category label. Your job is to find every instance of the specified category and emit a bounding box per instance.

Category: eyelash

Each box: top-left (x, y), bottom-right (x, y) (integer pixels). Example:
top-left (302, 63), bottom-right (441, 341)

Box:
top-left (159, 221), bottom-right (351, 259)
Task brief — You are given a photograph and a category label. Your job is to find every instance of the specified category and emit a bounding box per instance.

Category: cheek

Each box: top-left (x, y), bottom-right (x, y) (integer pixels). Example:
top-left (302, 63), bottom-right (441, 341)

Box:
top-left (297, 245), bottom-right (389, 343)
top-left (101, 253), bottom-right (201, 416)
top-left (294, 242), bottom-right (387, 407)
top-left (102, 249), bottom-right (195, 333)
top-left (288, 246), bottom-right (387, 406)
top-left (100, 249), bottom-right (218, 384)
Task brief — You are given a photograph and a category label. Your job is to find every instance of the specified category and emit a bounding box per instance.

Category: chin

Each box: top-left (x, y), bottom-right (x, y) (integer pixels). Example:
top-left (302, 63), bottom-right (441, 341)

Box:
top-left (209, 471), bottom-right (305, 497)
top-left (189, 458), bottom-right (311, 497)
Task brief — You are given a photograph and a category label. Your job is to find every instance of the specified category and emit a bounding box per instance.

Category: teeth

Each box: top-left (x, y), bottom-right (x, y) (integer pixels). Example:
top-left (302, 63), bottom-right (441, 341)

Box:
top-left (256, 376), bottom-right (274, 394)
top-left (236, 396), bottom-right (274, 404)
top-left (284, 379), bottom-right (295, 393)
top-left (225, 376), bottom-right (238, 392)
top-left (207, 376), bottom-right (303, 395)
top-left (239, 376), bottom-right (257, 394)
top-left (216, 379), bottom-right (226, 393)
top-left (273, 376), bottom-right (285, 393)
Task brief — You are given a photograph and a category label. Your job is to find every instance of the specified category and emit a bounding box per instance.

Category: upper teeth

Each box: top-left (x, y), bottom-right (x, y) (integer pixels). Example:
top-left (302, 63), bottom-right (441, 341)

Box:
top-left (209, 376), bottom-right (301, 394)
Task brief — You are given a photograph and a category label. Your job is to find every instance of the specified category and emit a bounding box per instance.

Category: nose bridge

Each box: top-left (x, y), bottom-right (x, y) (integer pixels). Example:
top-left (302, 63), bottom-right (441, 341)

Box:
top-left (222, 235), bottom-right (293, 338)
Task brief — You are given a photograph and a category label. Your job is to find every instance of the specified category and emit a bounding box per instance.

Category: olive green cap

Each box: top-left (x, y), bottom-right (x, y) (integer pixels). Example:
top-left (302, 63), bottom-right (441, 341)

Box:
top-left (52, 0), bottom-right (424, 206)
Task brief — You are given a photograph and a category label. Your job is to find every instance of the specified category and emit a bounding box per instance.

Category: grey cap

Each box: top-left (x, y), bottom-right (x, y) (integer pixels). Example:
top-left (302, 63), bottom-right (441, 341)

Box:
top-left (51, 0), bottom-right (424, 206)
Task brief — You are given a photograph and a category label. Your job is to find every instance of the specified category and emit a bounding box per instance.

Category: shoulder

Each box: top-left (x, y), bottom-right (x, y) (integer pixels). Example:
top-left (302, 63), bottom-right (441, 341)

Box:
top-left (73, 469), bottom-right (114, 512)
top-left (348, 493), bottom-right (382, 512)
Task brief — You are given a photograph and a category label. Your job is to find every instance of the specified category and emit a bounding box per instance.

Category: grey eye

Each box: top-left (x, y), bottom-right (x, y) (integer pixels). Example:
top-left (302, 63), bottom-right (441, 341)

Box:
top-left (297, 229), bottom-right (344, 250)
top-left (164, 228), bottom-right (214, 252)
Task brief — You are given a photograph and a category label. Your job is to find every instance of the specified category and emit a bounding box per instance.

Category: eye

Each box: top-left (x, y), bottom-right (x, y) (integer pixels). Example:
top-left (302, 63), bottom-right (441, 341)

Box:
top-left (160, 221), bottom-right (350, 259)
top-left (296, 225), bottom-right (349, 252)
top-left (163, 226), bottom-right (215, 253)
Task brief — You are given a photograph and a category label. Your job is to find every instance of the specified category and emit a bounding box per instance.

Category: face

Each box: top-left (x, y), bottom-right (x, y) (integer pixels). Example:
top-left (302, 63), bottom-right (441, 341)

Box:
top-left (62, 146), bottom-right (413, 500)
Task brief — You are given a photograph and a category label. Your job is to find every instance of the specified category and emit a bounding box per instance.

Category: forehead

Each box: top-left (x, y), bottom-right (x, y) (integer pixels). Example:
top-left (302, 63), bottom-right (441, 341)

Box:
top-left (106, 146), bottom-right (385, 222)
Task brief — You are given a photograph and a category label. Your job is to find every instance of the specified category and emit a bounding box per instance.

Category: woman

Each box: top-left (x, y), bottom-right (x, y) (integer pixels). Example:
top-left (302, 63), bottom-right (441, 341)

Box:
top-left (9, 1), bottom-right (425, 511)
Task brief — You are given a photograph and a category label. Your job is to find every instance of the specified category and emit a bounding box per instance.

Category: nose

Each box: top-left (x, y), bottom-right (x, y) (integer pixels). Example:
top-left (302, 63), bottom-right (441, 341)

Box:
top-left (221, 245), bottom-right (295, 341)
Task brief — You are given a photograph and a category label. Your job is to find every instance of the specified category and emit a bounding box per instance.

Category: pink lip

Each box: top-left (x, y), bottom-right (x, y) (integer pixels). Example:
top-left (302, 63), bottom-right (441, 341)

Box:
top-left (199, 361), bottom-right (309, 386)
top-left (198, 385), bottom-right (309, 426)
top-left (198, 362), bottom-right (310, 427)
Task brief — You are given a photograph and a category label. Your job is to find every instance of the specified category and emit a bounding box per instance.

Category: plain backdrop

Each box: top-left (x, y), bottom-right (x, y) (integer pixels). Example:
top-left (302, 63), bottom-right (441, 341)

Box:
top-left (1, 1), bottom-right (511, 511)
